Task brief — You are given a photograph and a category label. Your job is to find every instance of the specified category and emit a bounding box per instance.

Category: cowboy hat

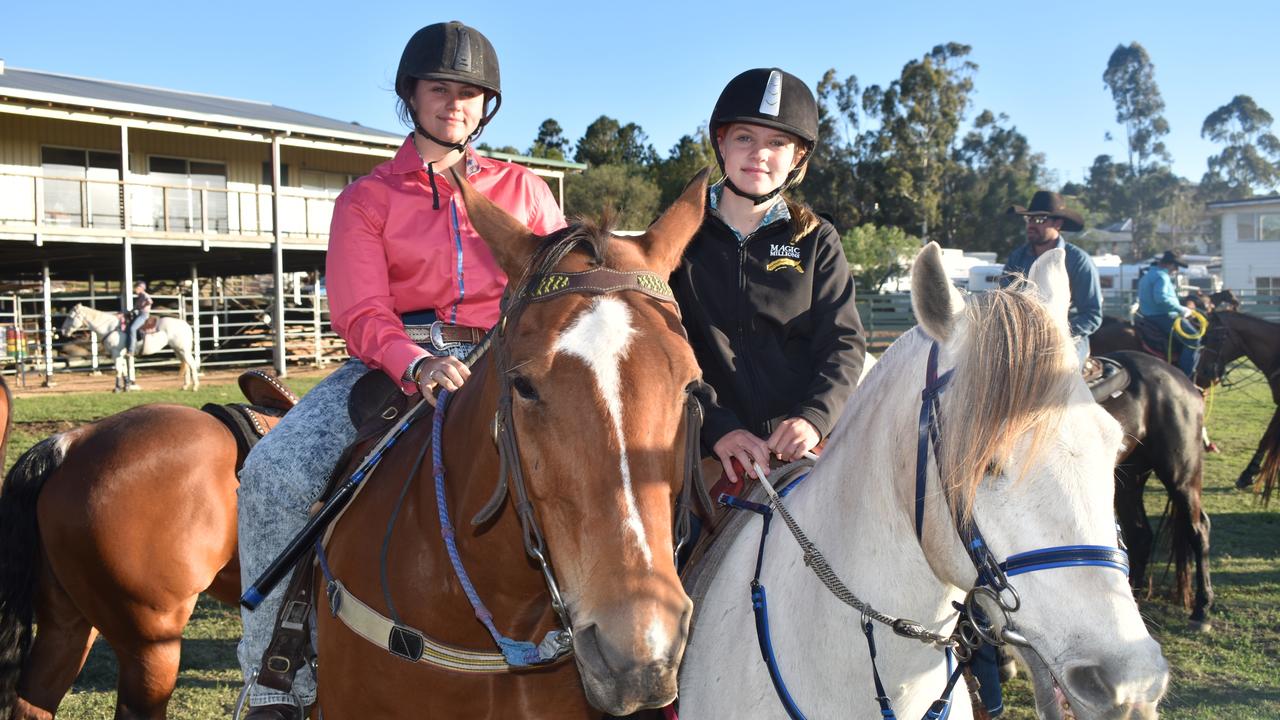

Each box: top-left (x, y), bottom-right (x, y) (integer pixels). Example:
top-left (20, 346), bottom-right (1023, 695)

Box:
top-left (1155, 250), bottom-right (1188, 268)
top-left (1006, 190), bottom-right (1085, 232)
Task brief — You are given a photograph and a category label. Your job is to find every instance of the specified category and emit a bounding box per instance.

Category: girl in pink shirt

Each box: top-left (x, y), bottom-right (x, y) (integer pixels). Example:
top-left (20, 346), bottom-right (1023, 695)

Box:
top-left (235, 21), bottom-right (565, 716)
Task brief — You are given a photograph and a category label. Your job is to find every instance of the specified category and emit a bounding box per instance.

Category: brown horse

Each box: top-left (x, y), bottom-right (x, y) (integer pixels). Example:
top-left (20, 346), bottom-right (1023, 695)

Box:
top-left (1196, 309), bottom-right (1280, 500)
top-left (0, 378), bottom-right (291, 719)
top-left (312, 172), bottom-right (709, 717)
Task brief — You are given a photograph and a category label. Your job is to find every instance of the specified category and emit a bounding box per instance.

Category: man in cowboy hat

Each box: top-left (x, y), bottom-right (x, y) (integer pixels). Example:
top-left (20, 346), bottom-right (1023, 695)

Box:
top-left (1138, 250), bottom-right (1201, 378)
top-left (999, 190), bottom-right (1102, 365)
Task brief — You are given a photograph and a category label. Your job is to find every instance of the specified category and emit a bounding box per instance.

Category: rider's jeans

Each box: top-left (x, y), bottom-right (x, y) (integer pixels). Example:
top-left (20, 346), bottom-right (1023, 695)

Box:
top-left (236, 343), bottom-right (472, 707)
top-left (127, 311), bottom-right (149, 354)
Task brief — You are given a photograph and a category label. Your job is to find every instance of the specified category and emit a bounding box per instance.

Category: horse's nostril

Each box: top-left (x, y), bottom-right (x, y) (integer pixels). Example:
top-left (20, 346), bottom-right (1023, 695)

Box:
top-left (1064, 663), bottom-right (1113, 707)
top-left (573, 623), bottom-right (615, 675)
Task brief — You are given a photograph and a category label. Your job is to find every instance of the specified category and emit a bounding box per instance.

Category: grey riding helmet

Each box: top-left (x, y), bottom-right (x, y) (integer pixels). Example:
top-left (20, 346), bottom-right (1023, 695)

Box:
top-left (710, 68), bottom-right (819, 204)
top-left (396, 21), bottom-right (502, 150)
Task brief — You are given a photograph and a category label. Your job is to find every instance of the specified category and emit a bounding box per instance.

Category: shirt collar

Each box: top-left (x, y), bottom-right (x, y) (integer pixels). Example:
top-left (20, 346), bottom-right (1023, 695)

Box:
top-left (389, 134), bottom-right (489, 178)
top-left (708, 180), bottom-right (790, 243)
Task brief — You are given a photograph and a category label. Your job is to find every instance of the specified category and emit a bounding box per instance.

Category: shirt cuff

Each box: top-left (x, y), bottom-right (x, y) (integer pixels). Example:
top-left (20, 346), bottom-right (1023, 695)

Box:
top-left (382, 340), bottom-right (431, 395)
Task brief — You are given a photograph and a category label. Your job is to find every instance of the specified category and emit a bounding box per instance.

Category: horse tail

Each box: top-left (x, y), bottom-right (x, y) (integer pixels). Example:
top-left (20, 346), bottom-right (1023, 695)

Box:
top-left (1166, 492), bottom-right (1194, 610)
top-left (1257, 408), bottom-right (1280, 506)
top-left (0, 434), bottom-right (72, 708)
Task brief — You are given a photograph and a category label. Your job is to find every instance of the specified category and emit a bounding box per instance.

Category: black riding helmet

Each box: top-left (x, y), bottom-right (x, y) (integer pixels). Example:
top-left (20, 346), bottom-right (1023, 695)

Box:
top-left (710, 68), bottom-right (819, 205)
top-left (396, 21), bottom-right (502, 153)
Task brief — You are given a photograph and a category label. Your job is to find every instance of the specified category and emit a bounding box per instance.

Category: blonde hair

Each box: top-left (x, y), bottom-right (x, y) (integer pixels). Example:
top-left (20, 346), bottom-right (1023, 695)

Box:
top-left (939, 283), bottom-right (1078, 523)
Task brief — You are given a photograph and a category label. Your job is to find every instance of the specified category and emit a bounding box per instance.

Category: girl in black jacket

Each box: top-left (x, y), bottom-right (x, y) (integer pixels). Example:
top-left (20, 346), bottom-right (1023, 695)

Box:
top-left (672, 68), bottom-right (866, 484)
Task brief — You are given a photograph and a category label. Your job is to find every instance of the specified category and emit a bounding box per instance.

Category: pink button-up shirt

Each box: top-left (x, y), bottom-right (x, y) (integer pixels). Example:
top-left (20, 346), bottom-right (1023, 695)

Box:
top-left (326, 136), bottom-right (566, 393)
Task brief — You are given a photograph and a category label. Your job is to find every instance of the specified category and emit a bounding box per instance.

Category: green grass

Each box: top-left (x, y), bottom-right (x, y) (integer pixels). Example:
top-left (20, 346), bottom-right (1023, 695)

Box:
top-left (3, 368), bottom-right (1278, 717)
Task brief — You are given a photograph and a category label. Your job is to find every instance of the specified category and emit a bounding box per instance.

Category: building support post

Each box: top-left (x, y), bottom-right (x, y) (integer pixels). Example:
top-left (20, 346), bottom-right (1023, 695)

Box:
top-left (270, 133), bottom-right (287, 377)
top-left (120, 125), bottom-right (134, 310)
top-left (42, 261), bottom-right (54, 387)
top-left (312, 267), bottom-right (322, 366)
top-left (190, 263), bottom-right (201, 365)
top-left (88, 271), bottom-right (100, 374)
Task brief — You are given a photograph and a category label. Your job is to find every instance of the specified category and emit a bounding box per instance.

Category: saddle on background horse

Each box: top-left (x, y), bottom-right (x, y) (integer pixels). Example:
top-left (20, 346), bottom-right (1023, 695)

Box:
top-left (117, 312), bottom-right (159, 341)
top-left (1084, 356), bottom-right (1129, 402)
top-left (200, 370), bottom-right (298, 470)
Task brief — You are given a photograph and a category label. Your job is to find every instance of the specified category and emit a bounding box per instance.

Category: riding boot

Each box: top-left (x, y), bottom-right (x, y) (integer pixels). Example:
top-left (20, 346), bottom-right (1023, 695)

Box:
top-left (244, 703), bottom-right (306, 720)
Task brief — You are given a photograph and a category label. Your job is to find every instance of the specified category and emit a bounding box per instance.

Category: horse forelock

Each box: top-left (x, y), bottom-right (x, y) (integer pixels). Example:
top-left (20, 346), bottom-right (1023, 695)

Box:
top-left (513, 219), bottom-right (616, 294)
top-left (941, 286), bottom-right (1080, 523)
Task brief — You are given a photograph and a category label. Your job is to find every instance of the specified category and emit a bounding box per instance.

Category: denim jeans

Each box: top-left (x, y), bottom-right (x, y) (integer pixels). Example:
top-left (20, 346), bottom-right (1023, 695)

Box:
top-left (127, 311), bottom-right (148, 354)
top-left (236, 343), bottom-right (473, 707)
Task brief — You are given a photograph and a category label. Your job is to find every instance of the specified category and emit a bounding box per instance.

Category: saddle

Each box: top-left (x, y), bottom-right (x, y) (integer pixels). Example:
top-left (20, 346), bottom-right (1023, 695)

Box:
top-left (200, 370), bottom-right (295, 471)
top-left (118, 313), bottom-right (159, 340)
top-left (1083, 356), bottom-right (1129, 403)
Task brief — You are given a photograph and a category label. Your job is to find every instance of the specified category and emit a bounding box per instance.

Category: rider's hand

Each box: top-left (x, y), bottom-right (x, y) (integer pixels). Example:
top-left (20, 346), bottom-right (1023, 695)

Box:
top-left (416, 355), bottom-right (471, 406)
top-left (1179, 305), bottom-right (1193, 318)
top-left (767, 417), bottom-right (820, 462)
top-left (713, 429), bottom-right (772, 484)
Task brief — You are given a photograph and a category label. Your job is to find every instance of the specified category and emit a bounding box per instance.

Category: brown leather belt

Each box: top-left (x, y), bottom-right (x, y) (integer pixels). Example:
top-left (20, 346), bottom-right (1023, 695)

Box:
top-left (404, 320), bottom-right (486, 348)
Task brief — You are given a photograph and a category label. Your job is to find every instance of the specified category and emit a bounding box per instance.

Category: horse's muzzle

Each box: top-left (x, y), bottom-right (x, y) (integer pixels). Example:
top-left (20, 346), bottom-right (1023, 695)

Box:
top-left (572, 613), bottom-right (689, 715)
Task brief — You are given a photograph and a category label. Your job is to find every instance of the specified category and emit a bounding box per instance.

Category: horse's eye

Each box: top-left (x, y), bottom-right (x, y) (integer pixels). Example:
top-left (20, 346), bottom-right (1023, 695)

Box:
top-left (511, 375), bottom-right (539, 401)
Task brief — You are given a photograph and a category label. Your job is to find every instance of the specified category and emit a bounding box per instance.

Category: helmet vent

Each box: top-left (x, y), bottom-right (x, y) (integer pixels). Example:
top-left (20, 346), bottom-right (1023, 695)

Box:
top-left (758, 70), bottom-right (782, 117)
top-left (453, 27), bottom-right (473, 72)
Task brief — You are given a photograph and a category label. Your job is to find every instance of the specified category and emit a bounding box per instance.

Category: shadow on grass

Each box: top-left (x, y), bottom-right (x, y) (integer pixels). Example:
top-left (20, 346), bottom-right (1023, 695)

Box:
top-left (71, 637), bottom-right (240, 693)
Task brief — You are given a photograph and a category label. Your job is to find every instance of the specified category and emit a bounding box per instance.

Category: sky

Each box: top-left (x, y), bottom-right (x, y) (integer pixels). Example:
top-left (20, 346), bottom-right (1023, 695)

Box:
top-left (4, 0), bottom-right (1277, 187)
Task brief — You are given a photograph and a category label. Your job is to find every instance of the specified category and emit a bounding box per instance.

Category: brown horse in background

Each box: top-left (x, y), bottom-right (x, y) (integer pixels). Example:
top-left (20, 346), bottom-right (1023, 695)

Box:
top-left (0, 377), bottom-right (291, 718)
top-left (313, 172), bottom-right (709, 718)
top-left (1196, 309), bottom-right (1280, 501)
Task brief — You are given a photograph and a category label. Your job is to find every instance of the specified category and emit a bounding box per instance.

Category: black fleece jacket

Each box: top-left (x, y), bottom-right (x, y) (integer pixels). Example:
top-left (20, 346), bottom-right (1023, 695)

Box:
top-left (671, 210), bottom-right (866, 451)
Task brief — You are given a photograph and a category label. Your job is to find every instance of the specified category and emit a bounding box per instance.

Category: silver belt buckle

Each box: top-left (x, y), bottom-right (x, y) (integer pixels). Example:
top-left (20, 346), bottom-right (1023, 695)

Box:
top-left (429, 320), bottom-right (446, 350)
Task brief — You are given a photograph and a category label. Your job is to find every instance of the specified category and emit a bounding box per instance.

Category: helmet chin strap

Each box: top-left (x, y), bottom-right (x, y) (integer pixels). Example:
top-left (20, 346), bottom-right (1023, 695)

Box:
top-left (723, 175), bottom-right (787, 206)
top-left (410, 96), bottom-right (499, 210)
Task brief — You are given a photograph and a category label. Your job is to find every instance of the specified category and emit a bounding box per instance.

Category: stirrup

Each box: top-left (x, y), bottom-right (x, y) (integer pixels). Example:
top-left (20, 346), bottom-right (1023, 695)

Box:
top-left (230, 669), bottom-right (308, 719)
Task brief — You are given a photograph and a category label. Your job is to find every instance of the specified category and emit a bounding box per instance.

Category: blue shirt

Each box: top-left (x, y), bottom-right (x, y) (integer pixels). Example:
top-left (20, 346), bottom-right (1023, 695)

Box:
top-left (707, 180), bottom-right (790, 245)
top-left (999, 239), bottom-right (1103, 340)
top-left (1138, 266), bottom-right (1182, 319)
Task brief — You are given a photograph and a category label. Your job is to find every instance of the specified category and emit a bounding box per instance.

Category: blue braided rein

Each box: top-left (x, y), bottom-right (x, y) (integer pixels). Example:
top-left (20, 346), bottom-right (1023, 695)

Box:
top-left (431, 389), bottom-right (567, 667)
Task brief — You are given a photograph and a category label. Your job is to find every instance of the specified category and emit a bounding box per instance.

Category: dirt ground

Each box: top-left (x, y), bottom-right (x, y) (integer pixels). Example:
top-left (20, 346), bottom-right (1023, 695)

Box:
top-left (5, 364), bottom-right (337, 398)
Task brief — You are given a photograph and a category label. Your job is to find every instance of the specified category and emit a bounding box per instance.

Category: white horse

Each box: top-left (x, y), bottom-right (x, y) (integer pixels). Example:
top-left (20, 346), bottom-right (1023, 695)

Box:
top-left (60, 303), bottom-right (200, 392)
top-left (679, 244), bottom-right (1168, 719)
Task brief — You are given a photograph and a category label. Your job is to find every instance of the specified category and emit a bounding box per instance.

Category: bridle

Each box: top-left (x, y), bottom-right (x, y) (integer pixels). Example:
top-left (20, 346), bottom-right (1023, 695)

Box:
top-left (723, 340), bottom-right (1130, 719)
top-left (436, 262), bottom-right (713, 664)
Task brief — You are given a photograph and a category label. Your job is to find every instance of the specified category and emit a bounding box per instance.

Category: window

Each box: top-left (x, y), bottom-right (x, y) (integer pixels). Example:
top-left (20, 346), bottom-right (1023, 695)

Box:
top-left (1262, 214), bottom-right (1280, 242)
top-left (1236, 212), bottom-right (1280, 242)
top-left (1257, 277), bottom-right (1280, 295)
top-left (147, 157), bottom-right (228, 233)
top-left (41, 147), bottom-right (121, 229)
top-left (262, 162), bottom-right (290, 186)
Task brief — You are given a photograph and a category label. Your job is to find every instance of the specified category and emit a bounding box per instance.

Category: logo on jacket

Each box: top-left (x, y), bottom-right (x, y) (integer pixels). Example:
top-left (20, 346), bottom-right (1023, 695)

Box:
top-left (766, 243), bottom-right (803, 273)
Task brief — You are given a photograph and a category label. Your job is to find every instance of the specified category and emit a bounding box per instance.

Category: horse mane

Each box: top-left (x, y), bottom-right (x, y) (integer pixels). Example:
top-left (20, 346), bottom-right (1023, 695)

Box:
top-left (940, 282), bottom-right (1080, 523)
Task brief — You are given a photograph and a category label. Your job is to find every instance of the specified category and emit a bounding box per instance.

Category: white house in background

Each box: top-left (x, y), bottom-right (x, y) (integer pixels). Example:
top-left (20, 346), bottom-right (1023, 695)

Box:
top-left (1206, 195), bottom-right (1280, 293)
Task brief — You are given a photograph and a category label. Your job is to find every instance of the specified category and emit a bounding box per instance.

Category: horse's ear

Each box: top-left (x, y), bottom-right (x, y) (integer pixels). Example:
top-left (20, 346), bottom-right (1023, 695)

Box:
top-left (1027, 247), bottom-right (1070, 327)
top-left (638, 168), bottom-right (710, 275)
top-left (911, 242), bottom-right (965, 343)
top-left (449, 167), bottom-right (537, 279)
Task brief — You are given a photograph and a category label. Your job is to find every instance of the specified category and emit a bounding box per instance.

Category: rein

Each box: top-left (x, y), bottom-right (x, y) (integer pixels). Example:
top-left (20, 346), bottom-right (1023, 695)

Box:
top-left (722, 340), bottom-right (1130, 719)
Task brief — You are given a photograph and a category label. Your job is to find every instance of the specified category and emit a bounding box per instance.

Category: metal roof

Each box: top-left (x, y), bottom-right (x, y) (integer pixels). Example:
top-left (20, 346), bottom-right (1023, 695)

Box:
top-left (0, 66), bottom-right (403, 145)
top-left (1205, 194), bottom-right (1280, 210)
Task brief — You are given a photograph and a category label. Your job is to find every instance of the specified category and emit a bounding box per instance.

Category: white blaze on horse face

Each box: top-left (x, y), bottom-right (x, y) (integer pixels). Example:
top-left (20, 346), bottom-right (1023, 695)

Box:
top-left (553, 296), bottom-right (652, 568)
